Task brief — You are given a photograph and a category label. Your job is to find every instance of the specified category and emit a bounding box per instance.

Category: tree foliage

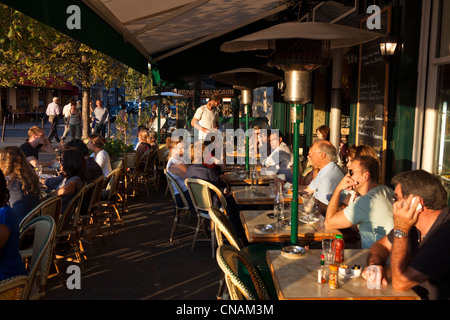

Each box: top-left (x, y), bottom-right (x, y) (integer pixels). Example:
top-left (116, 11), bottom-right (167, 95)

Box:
top-left (0, 4), bottom-right (129, 138)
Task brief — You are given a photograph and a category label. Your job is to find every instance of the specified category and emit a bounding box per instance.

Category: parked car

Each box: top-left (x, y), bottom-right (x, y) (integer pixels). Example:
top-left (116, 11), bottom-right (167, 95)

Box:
top-left (109, 104), bottom-right (122, 122)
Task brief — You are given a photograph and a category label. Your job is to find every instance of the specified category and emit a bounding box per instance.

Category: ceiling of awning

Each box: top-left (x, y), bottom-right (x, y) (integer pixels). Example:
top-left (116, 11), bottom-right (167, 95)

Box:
top-left (1, 0), bottom-right (374, 82)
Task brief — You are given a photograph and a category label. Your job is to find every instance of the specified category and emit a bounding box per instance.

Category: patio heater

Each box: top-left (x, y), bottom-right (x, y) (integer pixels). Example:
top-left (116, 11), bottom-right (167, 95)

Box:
top-left (221, 22), bottom-right (381, 245)
top-left (210, 68), bottom-right (281, 171)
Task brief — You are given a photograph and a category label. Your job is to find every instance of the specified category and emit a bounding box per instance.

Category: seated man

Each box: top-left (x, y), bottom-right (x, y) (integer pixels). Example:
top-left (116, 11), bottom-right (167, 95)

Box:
top-left (299, 139), bottom-right (344, 214)
top-left (250, 126), bottom-right (270, 164)
top-left (325, 155), bottom-right (394, 249)
top-left (262, 131), bottom-right (293, 181)
top-left (19, 126), bottom-right (56, 168)
top-left (361, 170), bottom-right (450, 300)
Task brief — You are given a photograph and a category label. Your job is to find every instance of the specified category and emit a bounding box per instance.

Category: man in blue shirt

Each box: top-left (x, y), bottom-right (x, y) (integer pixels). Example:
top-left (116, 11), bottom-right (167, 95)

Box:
top-left (299, 139), bottom-right (344, 214)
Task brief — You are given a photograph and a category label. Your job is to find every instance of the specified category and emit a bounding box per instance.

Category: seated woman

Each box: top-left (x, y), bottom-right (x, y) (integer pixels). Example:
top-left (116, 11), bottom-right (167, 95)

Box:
top-left (44, 148), bottom-right (85, 214)
top-left (186, 143), bottom-right (244, 242)
top-left (0, 169), bottom-right (27, 281)
top-left (165, 137), bottom-right (194, 214)
top-left (88, 134), bottom-right (112, 177)
top-left (185, 143), bottom-right (228, 209)
top-left (0, 146), bottom-right (40, 224)
top-left (135, 130), bottom-right (157, 170)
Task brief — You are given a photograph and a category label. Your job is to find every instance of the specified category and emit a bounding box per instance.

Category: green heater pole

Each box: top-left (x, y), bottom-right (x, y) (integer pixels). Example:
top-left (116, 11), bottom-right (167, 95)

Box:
top-left (157, 82), bottom-right (162, 144)
top-left (290, 103), bottom-right (302, 245)
top-left (245, 104), bottom-right (250, 171)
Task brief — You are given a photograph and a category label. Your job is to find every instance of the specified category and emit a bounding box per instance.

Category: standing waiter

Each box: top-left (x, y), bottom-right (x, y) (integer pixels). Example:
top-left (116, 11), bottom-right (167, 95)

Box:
top-left (46, 97), bottom-right (61, 143)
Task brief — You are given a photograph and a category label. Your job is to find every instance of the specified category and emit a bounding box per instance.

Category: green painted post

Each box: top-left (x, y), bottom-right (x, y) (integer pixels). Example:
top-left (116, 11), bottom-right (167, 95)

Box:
top-left (157, 82), bottom-right (161, 144)
top-left (290, 103), bottom-right (302, 245)
top-left (245, 104), bottom-right (250, 171)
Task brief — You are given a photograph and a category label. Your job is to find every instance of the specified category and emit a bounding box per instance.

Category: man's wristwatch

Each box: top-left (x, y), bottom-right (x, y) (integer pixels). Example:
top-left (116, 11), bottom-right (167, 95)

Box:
top-left (393, 229), bottom-right (408, 238)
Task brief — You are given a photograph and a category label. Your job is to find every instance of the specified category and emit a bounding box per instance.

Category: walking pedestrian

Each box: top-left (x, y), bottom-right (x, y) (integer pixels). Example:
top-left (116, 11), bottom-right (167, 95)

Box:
top-left (92, 99), bottom-right (109, 137)
top-left (61, 99), bottom-right (75, 142)
top-left (46, 97), bottom-right (61, 142)
top-left (67, 101), bottom-right (82, 140)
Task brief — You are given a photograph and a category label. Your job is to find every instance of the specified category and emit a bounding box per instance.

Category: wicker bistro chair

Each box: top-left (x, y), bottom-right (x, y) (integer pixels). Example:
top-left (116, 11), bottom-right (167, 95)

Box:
top-left (19, 196), bottom-right (62, 265)
top-left (209, 206), bottom-right (280, 300)
top-left (131, 148), bottom-right (159, 197)
top-left (53, 184), bottom-right (87, 275)
top-left (165, 169), bottom-right (196, 242)
top-left (19, 216), bottom-right (56, 300)
top-left (19, 196), bottom-right (63, 230)
top-left (185, 178), bottom-right (229, 259)
top-left (98, 167), bottom-right (125, 231)
top-left (216, 245), bottom-right (271, 300)
top-left (0, 275), bottom-right (29, 300)
top-left (79, 175), bottom-right (105, 243)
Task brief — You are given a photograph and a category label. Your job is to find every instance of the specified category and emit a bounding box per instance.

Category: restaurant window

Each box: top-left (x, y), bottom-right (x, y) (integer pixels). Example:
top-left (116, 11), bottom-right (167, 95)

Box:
top-left (434, 65), bottom-right (450, 204)
top-left (438, 0), bottom-right (450, 58)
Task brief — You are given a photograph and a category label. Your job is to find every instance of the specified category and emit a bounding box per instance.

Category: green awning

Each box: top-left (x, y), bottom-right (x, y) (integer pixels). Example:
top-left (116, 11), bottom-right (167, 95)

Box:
top-left (1, 0), bottom-right (149, 74)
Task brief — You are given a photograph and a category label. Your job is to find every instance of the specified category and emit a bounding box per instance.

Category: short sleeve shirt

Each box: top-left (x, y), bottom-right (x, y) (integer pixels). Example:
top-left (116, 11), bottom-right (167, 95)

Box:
top-left (193, 105), bottom-right (219, 140)
top-left (0, 205), bottom-right (27, 280)
top-left (308, 161), bottom-right (344, 205)
top-left (343, 185), bottom-right (394, 249)
top-left (19, 141), bottom-right (41, 160)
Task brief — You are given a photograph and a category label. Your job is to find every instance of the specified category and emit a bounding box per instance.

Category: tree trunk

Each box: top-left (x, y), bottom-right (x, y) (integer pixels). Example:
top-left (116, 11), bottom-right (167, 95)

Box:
top-left (82, 86), bottom-right (90, 139)
top-left (81, 53), bottom-right (91, 140)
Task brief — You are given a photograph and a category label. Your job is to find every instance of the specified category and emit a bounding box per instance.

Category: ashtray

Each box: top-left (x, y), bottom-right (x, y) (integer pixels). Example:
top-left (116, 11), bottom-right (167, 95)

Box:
top-left (280, 219), bottom-right (291, 228)
top-left (255, 224), bottom-right (275, 232)
top-left (298, 216), bottom-right (320, 224)
top-left (281, 246), bottom-right (307, 259)
top-left (235, 171), bottom-right (247, 178)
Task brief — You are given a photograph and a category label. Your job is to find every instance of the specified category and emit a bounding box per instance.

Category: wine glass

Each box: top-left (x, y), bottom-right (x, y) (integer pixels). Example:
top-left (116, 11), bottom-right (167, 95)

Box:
top-left (302, 194), bottom-right (315, 222)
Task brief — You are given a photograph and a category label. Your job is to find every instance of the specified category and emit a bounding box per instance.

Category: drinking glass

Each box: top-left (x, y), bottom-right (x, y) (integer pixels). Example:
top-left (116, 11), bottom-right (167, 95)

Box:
top-left (38, 165), bottom-right (43, 177)
top-left (322, 238), bottom-right (335, 266)
top-left (302, 194), bottom-right (315, 221)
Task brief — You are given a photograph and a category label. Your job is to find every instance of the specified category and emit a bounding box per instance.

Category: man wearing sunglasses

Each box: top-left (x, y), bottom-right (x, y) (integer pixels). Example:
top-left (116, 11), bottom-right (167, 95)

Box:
top-left (325, 155), bottom-right (394, 249)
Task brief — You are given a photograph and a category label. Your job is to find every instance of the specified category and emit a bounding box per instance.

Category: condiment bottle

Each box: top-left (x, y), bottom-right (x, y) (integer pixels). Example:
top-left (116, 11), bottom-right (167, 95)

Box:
top-left (333, 234), bottom-right (345, 263)
top-left (328, 264), bottom-right (339, 289)
top-left (317, 254), bottom-right (327, 284)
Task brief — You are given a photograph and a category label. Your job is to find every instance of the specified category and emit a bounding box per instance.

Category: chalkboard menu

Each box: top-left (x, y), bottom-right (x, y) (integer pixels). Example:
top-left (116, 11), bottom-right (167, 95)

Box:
top-left (357, 6), bottom-right (391, 181)
top-left (357, 40), bottom-right (386, 158)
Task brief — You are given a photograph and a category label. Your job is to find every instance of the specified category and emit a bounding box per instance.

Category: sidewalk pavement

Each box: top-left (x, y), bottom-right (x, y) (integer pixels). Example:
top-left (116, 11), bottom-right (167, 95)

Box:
top-left (2, 121), bottom-right (223, 299)
top-left (0, 120), bottom-right (135, 149)
top-left (44, 178), bottom-right (221, 300)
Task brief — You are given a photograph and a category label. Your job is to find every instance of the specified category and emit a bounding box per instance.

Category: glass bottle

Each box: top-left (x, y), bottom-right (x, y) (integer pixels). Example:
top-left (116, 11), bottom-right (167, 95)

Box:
top-left (250, 165), bottom-right (256, 192)
top-left (317, 254), bottom-right (327, 284)
top-left (333, 234), bottom-right (345, 263)
top-left (273, 182), bottom-right (284, 223)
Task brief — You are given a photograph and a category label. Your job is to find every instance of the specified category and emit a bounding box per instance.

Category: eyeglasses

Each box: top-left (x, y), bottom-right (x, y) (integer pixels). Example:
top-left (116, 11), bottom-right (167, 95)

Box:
top-left (348, 169), bottom-right (364, 177)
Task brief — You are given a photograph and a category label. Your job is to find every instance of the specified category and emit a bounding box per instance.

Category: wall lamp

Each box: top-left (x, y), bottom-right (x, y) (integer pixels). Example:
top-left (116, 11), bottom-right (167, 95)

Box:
top-left (379, 37), bottom-right (400, 62)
